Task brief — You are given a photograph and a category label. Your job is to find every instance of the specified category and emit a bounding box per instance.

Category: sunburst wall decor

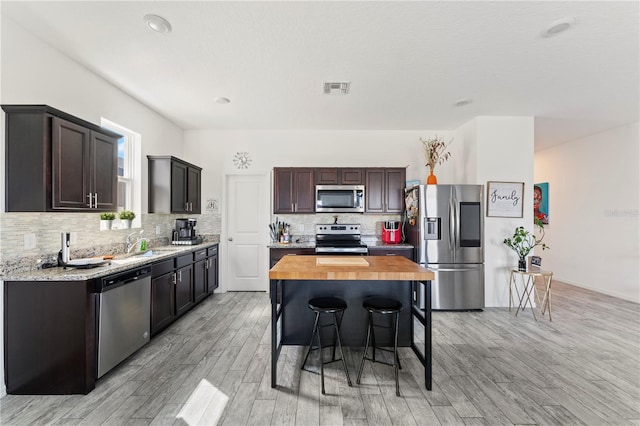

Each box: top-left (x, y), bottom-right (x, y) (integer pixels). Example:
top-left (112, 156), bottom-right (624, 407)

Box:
top-left (233, 152), bottom-right (252, 169)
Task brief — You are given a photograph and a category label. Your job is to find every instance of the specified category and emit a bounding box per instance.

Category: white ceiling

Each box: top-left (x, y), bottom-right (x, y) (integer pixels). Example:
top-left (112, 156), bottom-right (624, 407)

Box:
top-left (2, 1), bottom-right (638, 150)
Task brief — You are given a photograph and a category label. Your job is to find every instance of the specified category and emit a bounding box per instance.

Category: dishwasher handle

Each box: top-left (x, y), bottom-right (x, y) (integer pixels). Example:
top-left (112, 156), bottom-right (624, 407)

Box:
top-left (98, 266), bottom-right (151, 292)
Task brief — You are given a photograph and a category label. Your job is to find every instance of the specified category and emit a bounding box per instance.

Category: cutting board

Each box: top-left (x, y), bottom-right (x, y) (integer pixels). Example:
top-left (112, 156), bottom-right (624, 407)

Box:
top-left (316, 257), bottom-right (370, 267)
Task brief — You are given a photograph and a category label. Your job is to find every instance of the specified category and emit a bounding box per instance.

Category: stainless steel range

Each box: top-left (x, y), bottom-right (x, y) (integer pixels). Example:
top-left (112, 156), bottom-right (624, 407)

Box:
top-left (314, 224), bottom-right (368, 254)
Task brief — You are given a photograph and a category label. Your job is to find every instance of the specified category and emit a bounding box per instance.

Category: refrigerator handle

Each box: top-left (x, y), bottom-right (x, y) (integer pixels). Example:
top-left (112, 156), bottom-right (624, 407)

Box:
top-left (448, 197), bottom-right (455, 252)
top-left (452, 187), bottom-right (459, 250)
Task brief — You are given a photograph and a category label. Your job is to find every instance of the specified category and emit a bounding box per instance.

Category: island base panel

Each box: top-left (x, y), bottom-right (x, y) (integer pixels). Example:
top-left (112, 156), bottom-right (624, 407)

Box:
top-left (281, 280), bottom-right (412, 347)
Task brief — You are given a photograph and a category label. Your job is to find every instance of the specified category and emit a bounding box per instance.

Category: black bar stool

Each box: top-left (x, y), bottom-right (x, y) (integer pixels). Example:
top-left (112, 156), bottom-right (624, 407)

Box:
top-left (301, 297), bottom-right (353, 394)
top-left (356, 296), bottom-right (403, 396)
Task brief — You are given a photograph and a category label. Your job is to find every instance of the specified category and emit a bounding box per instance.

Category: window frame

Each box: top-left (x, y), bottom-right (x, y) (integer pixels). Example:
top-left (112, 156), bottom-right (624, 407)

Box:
top-left (101, 118), bottom-right (142, 228)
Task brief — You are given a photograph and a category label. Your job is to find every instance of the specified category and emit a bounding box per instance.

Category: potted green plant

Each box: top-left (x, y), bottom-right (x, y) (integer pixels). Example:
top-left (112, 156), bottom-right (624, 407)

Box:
top-left (100, 212), bottom-right (115, 230)
top-left (503, 218), bottom-right (549, 271)
top-left (118, 210), bottom-right (135, 229)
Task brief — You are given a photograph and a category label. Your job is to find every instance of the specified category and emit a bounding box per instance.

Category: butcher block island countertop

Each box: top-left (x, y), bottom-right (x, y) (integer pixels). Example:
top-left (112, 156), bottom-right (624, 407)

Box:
top-left (269, 255), bottom-right (434, 281)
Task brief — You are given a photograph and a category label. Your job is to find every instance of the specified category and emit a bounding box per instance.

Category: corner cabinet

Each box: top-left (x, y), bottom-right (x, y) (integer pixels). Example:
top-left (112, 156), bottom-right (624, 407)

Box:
top-left (148, 156), bottom-right (202, 214)
top-left (365, 168), bottom-right (406, 213)
top-left (3, 105), bottom-right (120, 212)
top-left (273, 168), bottom-right (315, 213)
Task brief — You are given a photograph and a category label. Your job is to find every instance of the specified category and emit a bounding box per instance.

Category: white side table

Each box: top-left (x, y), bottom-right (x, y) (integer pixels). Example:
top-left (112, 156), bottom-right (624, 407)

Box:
top-left (509, 268), bottom-right (554, 321)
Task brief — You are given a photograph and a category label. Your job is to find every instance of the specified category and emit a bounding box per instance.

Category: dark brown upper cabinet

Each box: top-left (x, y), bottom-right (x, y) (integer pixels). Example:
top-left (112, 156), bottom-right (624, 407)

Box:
top-left (148, 156), bottom-right (202, 214)
top-left (315, 168), bottom-right (364, 185)
top-left (365, 168), bottom-right (406, 213)
top-left (3, 105), bottom-right (120, 212)
top-left (273, 168), bottom-right (315, 213)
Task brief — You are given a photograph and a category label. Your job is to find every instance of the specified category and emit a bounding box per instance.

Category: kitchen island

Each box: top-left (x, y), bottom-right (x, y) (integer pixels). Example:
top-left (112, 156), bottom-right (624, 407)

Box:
top-left (269, 255), bottom-right (435, 390)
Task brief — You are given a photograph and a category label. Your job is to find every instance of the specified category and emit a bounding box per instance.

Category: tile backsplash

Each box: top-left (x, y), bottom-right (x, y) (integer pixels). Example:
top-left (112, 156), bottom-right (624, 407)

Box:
top-left (0, 210), bottom-right (402, 276)
top-left (0, 211), bottom-right (221, 276)
top-left (272, 213), bottom-right (404, 243)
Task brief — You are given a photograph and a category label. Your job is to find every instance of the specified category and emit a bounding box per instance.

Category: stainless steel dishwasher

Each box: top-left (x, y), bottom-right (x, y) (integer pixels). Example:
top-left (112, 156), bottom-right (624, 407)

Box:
top-left (97, 265), bottom-right (151, 378)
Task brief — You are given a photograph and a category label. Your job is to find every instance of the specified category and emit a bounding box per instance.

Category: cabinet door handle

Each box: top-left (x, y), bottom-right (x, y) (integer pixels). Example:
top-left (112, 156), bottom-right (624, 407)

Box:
top-left (94, 193), bottom-right (98, 208)
top-left (172, 273), bottom-right (177, 285)
top-left (178, 270), bottom-right (182, 282)
top-left (87, 193), bottom-right (93, 208)
top-left (206, 258), bottom-right (210, 269)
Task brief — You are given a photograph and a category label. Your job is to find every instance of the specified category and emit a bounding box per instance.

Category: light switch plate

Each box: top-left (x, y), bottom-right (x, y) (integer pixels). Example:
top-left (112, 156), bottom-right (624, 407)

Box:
top-left (23, 233), bottom-right (36, 249)
top-left (156, 225), bottom-right (162, 235)
top-left (70, 232), bottom-right (78, 245)
top-left (299, 224), bottom-right (305, 232)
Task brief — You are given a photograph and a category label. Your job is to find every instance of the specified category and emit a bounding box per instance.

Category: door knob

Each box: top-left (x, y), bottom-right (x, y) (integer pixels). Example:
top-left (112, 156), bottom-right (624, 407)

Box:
top-left (228, 237), bottom-right (233, 241)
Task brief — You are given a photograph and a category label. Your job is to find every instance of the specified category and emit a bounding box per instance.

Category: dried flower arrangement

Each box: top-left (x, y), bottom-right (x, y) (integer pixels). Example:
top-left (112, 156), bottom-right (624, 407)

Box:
top-left (420, 135), bottom-right (452, 172)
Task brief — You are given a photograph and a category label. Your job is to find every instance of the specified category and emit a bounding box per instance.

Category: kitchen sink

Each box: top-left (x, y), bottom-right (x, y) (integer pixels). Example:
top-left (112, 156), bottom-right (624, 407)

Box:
top-left (111, 248), bottom-right (181, 264)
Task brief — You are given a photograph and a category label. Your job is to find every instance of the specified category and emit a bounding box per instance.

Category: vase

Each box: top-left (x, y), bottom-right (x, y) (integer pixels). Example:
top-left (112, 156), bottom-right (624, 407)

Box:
top-left (100, 220), bottom-right (113, 231)
top-left (427, 169), bottom-right (437, 185)
top-left (120, 219), bottom-right (132, 229)
top-left (518, 257), bottom-right (527, 271)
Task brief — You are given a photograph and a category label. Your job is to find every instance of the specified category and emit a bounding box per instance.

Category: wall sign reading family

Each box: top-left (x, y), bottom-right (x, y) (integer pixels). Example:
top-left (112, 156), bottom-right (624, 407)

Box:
top-left (486, 181), bottom-right (524, 218)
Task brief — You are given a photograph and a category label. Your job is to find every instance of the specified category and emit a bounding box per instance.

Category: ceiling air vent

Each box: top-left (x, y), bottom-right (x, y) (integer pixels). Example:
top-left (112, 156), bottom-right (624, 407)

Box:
top-left (323, 81), bottom-right (350, 95)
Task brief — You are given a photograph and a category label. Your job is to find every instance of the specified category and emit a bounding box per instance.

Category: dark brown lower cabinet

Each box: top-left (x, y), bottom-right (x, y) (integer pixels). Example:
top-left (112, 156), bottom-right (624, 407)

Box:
top-left (175, 264), bottom-right (194, 316)
top-left (4, 280), bottom-right (97, 395)
top-left (194, 259), bottom-right (208, 303)
top-left (270, 248), bottom-right (315, 268)
top-left (206, 245), bottom-right (219, 293)
top-left (368, 246), bottom-right (414, 259)
top-left (151, 272), bottom-right (176, 336)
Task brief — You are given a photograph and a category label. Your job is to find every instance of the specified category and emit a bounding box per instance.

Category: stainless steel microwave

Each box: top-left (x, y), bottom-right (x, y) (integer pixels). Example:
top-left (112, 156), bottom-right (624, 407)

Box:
top-left (315, 185), bottom-right (365, 213)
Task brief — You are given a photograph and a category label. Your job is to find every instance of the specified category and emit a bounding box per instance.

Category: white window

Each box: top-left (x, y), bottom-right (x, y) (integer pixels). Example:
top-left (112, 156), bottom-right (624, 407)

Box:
top-left (101, 118), bottom-right (142, 227)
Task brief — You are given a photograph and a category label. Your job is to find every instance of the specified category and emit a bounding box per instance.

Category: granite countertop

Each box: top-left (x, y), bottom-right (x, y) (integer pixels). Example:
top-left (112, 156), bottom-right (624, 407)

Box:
top-left (268, 242), bottom-right (316, 249)
top-left (3, 242), bottom-right (219, 282)
top-left (269, 240), bottom-right (413, 249)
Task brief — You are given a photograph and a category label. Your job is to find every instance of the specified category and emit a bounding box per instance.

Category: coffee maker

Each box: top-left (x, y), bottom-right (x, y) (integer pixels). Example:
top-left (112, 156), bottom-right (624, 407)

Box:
top-left (172, 218), bottom-right (202, 245)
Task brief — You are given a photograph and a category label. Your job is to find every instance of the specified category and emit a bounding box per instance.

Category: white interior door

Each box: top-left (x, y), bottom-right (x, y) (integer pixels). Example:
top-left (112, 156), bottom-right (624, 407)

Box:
top-left (226, 174), bottom-right (269, 291)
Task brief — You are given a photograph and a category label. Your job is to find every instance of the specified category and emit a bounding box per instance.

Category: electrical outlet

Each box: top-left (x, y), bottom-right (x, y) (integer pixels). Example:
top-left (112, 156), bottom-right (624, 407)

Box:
top-left (156, 225), bottom-right (162, 235)
top-left (70, 232), bottom-right (78, 245)
top-left (299, 224), bottom-right (305, 232)
top-left (23, 233), bottom-right (36, 249)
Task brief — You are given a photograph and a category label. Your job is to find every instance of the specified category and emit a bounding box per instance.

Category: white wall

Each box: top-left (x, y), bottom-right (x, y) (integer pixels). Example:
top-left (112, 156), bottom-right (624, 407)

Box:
top-left (1, 17), bottom-right (184, 213)
top-left (183, 129), bottom-right (455, 203)
top-left (0, 15), bottom-right (184, 398)
top-left (455, 117), bottom-right (535, 307)
top-left (185, 122), bottom-right (535, 308)
top-left (535, 122), bottom-right (640, 302)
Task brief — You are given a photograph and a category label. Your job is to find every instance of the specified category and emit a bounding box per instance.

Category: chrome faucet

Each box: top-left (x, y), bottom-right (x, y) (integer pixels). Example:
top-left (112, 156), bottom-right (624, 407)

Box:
top-left (126, 230), bottom-right (149, 254)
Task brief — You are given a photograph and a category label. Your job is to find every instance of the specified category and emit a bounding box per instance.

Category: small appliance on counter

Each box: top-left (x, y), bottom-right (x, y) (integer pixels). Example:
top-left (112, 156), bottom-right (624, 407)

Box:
top-left (381, 221), bottom-right (402, 244)
top-left (172, 218), bottom-right (203, 245)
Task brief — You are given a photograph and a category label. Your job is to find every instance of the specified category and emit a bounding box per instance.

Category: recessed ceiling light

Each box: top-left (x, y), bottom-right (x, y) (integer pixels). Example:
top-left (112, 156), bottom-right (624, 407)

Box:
top-left (215, 97), bottom-right (231, 104)
top-left (541, 17), bottom-right (575, 37)
top-left (143, 14), bottom-right (172, 34)
top-left (454, 98), bottom-right (472, 107)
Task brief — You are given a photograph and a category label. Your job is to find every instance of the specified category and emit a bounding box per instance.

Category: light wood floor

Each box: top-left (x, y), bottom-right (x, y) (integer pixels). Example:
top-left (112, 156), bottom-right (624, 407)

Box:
top-left (1, 280), bottom-right (639, 425)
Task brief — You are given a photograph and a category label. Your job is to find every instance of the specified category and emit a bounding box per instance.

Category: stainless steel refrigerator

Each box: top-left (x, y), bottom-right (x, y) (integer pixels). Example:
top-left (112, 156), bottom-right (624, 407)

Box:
top-left (405, 184), bottom-right (484, 310)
